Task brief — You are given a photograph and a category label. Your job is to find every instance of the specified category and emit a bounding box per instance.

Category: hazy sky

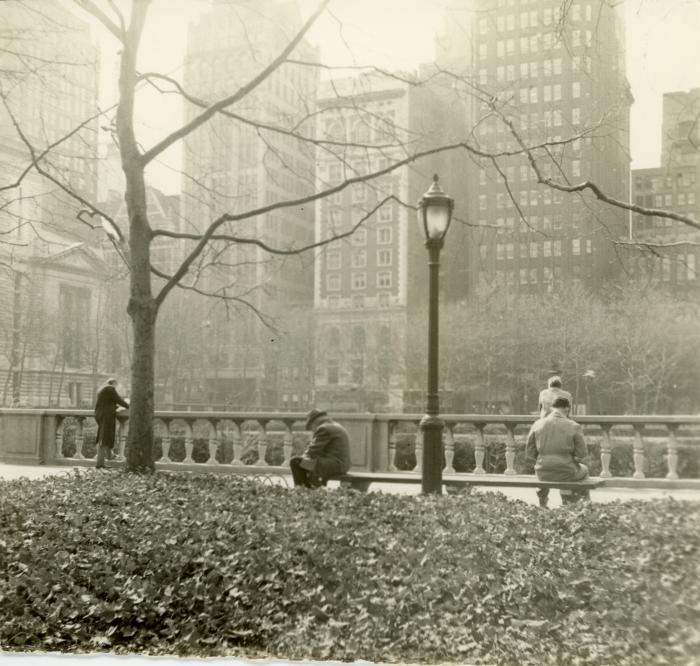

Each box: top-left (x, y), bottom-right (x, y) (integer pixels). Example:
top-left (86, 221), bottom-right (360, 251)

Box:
top-left (92, 0), bottom-right (700, 194)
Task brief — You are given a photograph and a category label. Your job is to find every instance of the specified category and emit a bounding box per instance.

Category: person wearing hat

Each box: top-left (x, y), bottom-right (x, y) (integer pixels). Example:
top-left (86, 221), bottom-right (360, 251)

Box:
top-left (538, 375), bottom-right (573, 418)
top-left (526, 396), bottom-right (590, 507)
top-left (94, 378), bottom-right (129, 469)
top-left (290, 409), bottom-right (351, 488)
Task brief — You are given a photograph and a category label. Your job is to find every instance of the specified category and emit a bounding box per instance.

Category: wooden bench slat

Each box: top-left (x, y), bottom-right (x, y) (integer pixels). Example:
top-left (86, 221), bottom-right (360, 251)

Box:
top-left (334, 471), bottom-right (604, 491)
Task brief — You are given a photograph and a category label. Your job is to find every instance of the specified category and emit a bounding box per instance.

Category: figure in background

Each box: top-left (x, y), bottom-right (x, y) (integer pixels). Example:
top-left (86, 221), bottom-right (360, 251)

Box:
top-left (94, 378), bottom-right (129, 469)
top-left (290, 409), bottom-right (351, 488)
top-left (538, 375), bottom-right (573, 418)
top-left (526, 396), bottom-right (590, 508)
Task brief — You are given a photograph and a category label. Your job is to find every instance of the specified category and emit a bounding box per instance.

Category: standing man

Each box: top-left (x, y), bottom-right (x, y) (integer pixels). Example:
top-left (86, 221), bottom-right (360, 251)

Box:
top-left (290, 409), bottom-right (351, 488)
top-left (538, 375), bottom-right (573, 417)
top-left (526, 396), bottom-right (590, 507)
top-left (94, 378), bottom-right (129, 469)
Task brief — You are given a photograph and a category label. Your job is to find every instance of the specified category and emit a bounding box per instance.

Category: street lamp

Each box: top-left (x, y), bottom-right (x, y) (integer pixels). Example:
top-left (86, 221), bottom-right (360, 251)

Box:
top-left (417, 174), bottom-right (454, 494)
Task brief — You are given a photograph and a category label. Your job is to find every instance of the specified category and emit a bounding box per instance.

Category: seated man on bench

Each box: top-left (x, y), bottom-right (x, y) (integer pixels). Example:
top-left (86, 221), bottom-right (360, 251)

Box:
top-left (526, 396), bottom-right (590, 507)
top-left (290, 409), bottom-right (351, 488)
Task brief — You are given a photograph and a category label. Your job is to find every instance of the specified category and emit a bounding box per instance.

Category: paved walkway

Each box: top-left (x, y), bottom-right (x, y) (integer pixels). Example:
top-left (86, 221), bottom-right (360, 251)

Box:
top-left (2, 462), bottom-right (699, 506)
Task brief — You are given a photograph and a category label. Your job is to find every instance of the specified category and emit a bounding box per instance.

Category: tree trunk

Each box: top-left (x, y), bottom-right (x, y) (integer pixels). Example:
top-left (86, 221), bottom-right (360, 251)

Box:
top-left (126, 295), bottom-right (156, 472)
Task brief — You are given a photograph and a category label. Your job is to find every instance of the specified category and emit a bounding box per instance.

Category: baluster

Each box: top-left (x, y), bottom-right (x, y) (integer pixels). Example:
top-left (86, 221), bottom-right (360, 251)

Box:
top-left (473, 424), bottom-right (486, 474)
top-left (388, 421), bottom-right (398, 472)
top-left (74, 418), bottom-right (85, 459)
top-left (444, 423), bottom-right (456, 473)
top-left (159, 419), bottom-right (172, 463)
top-left (232, 421), bottom-right (244, 465)
top-left (504, 424), bottom-right (517, 475)
top-left (600, 425), bottom-right (612, 478)
top-left (55, 417), bottom-right (65, 460)
top-left (183, 420), bottom-right (194, 464)
top-left (666, 425), bottom-right (679, 480)
top-left (413, 423), bottom-right (423, 473)
top-left (207, 420), bottom-right (219, 464)
top-left (116, 417), bottom-right (128, 460)
top-left (282, 421), bottom-right (294, 467)
top-left (632, 425), bottom-right (645, 479)
top-left (257, 420), bottom-right (269, 466)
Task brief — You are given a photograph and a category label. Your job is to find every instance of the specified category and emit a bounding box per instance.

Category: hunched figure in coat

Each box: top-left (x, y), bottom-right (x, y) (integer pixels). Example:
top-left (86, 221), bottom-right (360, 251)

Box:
top-left (94, 378), bottom-right (129, 468)
top-left (526, 396), bottom-right (590, 507)
top-left (290, 409), bottom-right (351, 488)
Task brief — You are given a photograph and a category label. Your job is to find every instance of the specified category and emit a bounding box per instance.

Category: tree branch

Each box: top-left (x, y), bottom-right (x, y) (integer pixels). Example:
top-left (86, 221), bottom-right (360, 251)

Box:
top-left (73, 0), bottom-right (125, 41)
top-left (139, 0), bottom-right (330, 166)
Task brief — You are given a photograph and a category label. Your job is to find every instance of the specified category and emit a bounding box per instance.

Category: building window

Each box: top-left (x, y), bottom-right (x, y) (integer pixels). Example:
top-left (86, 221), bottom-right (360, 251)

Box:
top-left (351, 357), bottom-right (364, 385)
top-left (352, 228), bottom-right (367, 245)
top-left (379, 205), bottom-right (392, 222)
top-left (586, 239), bottom-right (592, 254)
top-left (377, 271), bottom-right (392, 288)
top-left (506, 243), bottom-right (514, 259)
top-left (553, 240), bottom-right (562, 256)
top-left (327, 274), bottom-right (340, 291)
top-left (60, 285), bottom-right (90, 367)
top-left (352, 295), bottom-right (364, 309)
top-left (520, 243), bottom-right (528, 258)
top-left (352, 272), bottom-right (366, 289)
top-left (572, 108), bottom-right (581, 125)
top-left (329, 327), bottom-right (340, 347)
top-left (327, 359), bottom-right (339, 385)
top-left (529, 242), bottom-right (538, 258)
top-left (378, 249), bottom-right (392, 266)
top-left (378, 226), bottom-right (392, 244)
top-left (572, 81), bottom-right (581, 98)
top-left (327, 252), bottom-right (341, 269)
top-left (352, 250), bottom-right (367, 268)
top-left (543, 241), bottom-right (552, 257)
top-left (378, 292), bottom-right (390, 307)
top-left (572, 239), bottom-right (581, 255)
top-left (351, 326), bottom-right (366, 351)
top-left (497, 244), bottom-right (504, 260)
top-left (519, 268), bottom-right (528, 284)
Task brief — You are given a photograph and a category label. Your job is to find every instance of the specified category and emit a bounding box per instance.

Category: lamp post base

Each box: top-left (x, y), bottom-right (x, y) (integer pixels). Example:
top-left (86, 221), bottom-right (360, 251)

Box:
top-left (420, 414), bottom-right (444, 494)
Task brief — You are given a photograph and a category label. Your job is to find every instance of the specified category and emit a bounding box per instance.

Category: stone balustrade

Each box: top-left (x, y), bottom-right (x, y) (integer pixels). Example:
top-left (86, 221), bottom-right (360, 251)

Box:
top-left (2, 409), bottom-right (700, 489)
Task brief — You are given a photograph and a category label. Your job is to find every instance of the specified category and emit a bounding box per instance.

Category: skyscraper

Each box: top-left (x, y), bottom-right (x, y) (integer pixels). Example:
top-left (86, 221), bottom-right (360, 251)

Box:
top-left (0, 1), bottom-right (99, 242)
top-left (181, 0), bottom-right (319, 408)
top-left (445, 0), bottom-right (632, 293)
top-left (630, 89), bottom-right (700, 287)
top-left (312, 71), bottom-right (466, 412)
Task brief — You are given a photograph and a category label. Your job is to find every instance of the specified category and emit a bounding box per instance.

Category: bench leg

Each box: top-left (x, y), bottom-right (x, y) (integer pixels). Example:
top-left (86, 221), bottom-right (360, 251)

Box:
top-left (340, 479), bottom-right (371, 492)
top-left (445, 483), bottom-right (472, 495)
top-left (560, 489), bottom-right (590, 505)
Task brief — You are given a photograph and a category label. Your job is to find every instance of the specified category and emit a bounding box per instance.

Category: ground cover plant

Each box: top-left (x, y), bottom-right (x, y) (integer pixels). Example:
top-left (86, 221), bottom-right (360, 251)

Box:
top-left (1, 472), bottom-right (699, 664)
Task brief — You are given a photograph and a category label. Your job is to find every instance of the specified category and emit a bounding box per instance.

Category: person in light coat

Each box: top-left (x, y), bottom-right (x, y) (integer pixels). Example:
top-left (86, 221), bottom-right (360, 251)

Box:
top-left (526, 396), bottom-right (590, 507)
top-left (538, 376), bottom-right (573, 418)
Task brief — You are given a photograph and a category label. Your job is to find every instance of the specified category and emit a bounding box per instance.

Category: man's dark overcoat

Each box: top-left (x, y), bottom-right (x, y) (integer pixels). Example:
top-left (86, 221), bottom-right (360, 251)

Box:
top-left (304, 417), bottom-right (351, 478)
top-left (94, 384), bottom-right (129, 450)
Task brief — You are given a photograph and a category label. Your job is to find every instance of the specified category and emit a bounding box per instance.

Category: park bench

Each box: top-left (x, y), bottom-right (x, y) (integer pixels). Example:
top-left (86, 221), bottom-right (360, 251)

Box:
top-left (335, 471), bottom-right (605, 494)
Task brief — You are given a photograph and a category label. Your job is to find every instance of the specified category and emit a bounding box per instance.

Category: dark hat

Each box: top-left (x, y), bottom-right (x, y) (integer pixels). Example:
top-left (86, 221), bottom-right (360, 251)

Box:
top-left (305, 408), bottom-right (328, 430)
top-left (552, 397), bottom-right (570, 408)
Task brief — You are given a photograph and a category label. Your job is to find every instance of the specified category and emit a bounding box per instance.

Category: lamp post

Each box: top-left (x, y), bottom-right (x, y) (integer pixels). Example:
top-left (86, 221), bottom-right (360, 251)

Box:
top-left (417, 175), bottom-right (454, 494)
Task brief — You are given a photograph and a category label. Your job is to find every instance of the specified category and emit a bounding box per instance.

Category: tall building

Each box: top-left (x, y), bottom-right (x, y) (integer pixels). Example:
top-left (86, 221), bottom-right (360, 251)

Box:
top-left (181, 0), bottom-right (319, 409)
top-left (312, 72), bottom-right (466, 412)
top-left (449, 0), bottom-right (632, 293)
top-left (661, 88), bottom-right (700, 169)
top-left (629, 89), bottom-right (700, 287)
top-left (0, 2), bottom-right (106, 407)
top-left (0, 1), bottom-right (99, 243)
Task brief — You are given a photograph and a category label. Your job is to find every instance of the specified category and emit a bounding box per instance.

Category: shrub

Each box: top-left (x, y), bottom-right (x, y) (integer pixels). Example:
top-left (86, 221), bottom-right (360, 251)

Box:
top-left (1, 472), bottom-right (698, 664)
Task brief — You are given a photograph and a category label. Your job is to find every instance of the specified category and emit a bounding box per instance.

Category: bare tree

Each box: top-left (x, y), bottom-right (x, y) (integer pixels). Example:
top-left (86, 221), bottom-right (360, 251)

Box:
top-left (2, 0), bottom-right (697, 471)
